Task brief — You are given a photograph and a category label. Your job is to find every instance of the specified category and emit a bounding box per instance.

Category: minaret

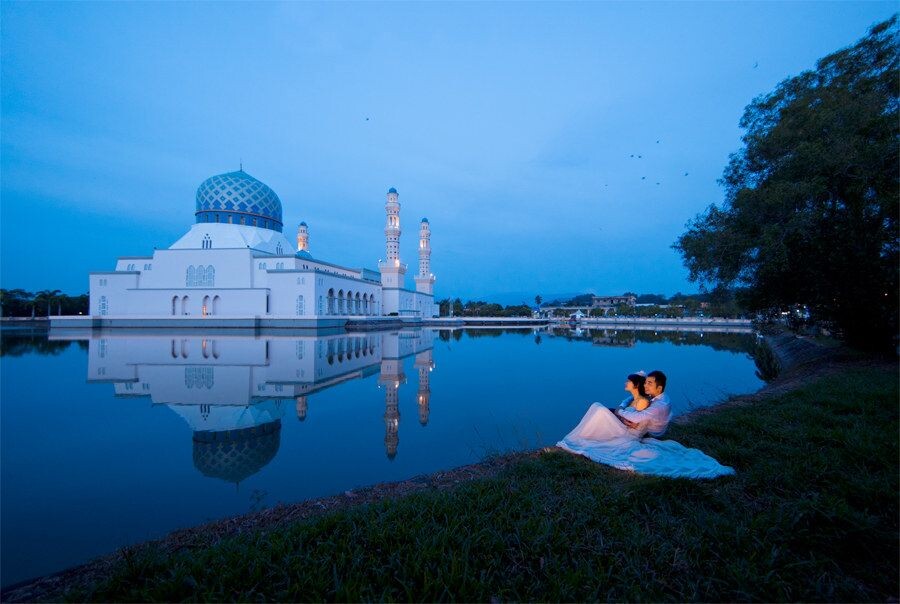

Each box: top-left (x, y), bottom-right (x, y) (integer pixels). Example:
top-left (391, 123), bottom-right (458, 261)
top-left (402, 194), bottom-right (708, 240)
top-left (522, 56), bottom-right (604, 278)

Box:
top-left (295, 396), bottom-right (308, 421)
top-left (297, 222), bottom-right (309, 253)
top-left (379, 188), bottom-right (406, 291)
top-left (414, 218), bottom-right (435, 296)
top-left (414, 349), bottom-right (434, 426)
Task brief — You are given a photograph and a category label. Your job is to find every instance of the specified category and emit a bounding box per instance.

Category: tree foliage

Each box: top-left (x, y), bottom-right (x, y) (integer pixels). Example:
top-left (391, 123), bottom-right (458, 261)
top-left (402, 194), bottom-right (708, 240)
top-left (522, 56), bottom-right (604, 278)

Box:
top-left (674, 17), bottom-right (899, 349)
top-left (1, 289), bottom-right (89, 317)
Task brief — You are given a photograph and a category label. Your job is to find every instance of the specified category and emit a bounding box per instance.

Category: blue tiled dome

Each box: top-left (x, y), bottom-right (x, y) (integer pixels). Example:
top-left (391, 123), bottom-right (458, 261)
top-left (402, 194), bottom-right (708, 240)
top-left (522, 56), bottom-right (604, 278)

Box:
top-left (195, 170), bottom-right (283, 232)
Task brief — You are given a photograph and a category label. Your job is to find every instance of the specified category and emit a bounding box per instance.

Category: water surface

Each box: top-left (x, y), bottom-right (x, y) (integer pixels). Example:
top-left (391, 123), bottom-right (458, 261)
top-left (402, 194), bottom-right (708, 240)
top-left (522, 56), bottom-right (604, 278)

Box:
top-left (1, 326), bottom-right (764, 586)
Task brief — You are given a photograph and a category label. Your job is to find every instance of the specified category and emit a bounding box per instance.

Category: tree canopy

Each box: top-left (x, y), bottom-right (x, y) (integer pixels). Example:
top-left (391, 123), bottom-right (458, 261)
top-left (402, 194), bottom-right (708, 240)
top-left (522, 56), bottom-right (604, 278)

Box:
top-left (674, 16), bottom-right (899, 350)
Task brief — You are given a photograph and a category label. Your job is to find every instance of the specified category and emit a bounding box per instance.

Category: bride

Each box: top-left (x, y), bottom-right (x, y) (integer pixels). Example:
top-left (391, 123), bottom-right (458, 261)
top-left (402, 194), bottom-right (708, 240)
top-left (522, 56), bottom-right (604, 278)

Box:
top-left (557, 370), bottom-right (734, 479)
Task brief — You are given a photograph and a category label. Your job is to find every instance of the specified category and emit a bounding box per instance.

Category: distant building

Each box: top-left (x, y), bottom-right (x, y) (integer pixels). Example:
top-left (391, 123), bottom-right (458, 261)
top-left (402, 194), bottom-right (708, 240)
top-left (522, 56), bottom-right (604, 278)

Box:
top-left (590, 295), bottom-right (636, 310)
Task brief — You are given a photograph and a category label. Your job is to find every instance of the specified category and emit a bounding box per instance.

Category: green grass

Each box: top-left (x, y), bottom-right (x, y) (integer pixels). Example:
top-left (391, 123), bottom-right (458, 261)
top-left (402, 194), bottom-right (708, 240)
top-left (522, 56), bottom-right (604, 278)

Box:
top-left (67, 366), bottom-right (897, 602)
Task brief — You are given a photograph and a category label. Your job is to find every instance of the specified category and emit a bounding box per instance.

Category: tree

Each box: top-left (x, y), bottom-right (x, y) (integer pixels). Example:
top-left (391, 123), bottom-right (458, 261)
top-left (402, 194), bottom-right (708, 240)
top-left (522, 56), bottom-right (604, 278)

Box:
top-left (34, 290), bottom-right (62, 318)
top-left (674, 17), bottom-right (899, 350)
top-left (534, 295), bottom-right (542, 307)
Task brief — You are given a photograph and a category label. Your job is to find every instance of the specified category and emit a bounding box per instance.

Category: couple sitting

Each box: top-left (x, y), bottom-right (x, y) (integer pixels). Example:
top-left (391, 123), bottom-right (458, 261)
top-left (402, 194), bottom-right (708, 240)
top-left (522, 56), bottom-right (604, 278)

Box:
top-left (557, 370), bottom-right (734, 479)
top-left (614, 370), bottom-right (671, 438)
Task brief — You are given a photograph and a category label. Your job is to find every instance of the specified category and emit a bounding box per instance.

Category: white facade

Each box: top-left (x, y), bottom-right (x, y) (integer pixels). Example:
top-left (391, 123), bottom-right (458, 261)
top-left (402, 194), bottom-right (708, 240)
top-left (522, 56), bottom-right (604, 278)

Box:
top-left (89, 171), bottom-right (437, 320)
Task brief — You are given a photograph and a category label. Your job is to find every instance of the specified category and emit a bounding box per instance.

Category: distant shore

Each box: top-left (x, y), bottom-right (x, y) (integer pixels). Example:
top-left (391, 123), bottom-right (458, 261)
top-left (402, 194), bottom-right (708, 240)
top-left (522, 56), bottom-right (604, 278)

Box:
top-left (3, 332), bottom-right (895, 602)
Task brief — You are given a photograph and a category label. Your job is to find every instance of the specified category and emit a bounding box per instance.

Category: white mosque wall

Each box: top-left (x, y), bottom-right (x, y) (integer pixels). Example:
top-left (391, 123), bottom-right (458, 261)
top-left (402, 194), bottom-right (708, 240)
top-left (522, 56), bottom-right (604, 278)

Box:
top-left (90, 272), bottom-right (138, 316)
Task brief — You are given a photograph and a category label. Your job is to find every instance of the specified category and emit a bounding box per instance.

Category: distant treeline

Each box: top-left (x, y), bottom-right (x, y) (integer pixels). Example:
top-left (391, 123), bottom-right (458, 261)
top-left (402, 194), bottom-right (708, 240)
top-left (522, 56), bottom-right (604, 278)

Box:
top-left (437, 299), bottom-right (534, 318)
top-left (1, 289), bottom-right (89, 317)
top-left (437, 290), bottom-right (748, 319)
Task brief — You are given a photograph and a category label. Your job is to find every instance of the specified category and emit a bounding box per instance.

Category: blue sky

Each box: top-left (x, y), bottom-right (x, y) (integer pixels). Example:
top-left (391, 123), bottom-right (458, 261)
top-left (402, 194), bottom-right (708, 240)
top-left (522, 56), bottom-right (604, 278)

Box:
top-left (2, 2), bottom-right (895, 302)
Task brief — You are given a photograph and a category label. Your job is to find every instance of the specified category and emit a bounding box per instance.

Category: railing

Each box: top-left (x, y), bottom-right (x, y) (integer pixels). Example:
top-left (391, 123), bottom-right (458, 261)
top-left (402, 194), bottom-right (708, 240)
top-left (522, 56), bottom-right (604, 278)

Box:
top-left (377, 260), bottom-right (408, 271)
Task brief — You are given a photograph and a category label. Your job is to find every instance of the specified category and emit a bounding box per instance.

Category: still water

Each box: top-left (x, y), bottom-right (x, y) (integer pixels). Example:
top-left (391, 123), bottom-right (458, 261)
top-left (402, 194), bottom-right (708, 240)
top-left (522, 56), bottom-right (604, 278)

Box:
top-left (1, 326), bottom-right (765, 587)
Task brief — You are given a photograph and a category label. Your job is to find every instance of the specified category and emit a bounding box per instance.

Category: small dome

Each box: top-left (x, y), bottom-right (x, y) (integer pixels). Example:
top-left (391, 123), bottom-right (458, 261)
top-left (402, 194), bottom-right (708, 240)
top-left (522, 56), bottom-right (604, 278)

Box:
top-left (195, 170), bottom-right (283, 232)
top-left (421, 217), bottom-right (429, 223)
top-left (299, 221), bottom-right (308, 227)
top-left (388, 187), bottom-right (398, 194)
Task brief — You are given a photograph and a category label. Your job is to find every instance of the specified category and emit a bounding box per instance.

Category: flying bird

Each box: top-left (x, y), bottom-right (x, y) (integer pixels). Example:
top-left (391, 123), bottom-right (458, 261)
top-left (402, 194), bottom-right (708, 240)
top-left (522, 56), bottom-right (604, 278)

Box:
top-left (656, 182), bottom-right (660, 185)
top-left (641, 176), bottom-right (646, 180)
top-left (684, 172), bottom-right (689, 176)
top-left (753, 61), bottom-right (759, 69)
top-left (638, 155), bottom-right (642, 158)
top-left (656, 140), bottom-right (660, 143)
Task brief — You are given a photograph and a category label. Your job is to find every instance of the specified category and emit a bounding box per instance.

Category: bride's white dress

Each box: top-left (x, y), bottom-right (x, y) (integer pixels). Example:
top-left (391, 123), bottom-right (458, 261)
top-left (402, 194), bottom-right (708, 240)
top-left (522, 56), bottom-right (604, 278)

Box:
top-left (556, 403), bottom-right (734, 479)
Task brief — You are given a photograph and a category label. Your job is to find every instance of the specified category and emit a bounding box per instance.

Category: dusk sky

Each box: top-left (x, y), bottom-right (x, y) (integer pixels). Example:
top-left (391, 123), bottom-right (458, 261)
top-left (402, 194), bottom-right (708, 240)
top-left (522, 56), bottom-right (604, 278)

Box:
top-left (2, 2), bottom-right (895, 302)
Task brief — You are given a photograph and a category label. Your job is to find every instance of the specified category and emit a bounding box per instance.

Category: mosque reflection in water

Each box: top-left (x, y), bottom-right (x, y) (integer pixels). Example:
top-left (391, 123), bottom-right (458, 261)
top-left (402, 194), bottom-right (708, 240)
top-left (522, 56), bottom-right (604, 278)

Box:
top-left (85, 330), bottom-right (436, 485)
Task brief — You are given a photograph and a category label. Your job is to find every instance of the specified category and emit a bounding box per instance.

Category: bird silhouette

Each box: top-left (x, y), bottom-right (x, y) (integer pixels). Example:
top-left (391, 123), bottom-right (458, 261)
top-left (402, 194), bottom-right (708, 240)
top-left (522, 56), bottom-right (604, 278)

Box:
top-left (630, 154), bottom-right (634, 158)
top-left (656, 140), bottom-right (660, 143)
top-left (638, 155), bottom-right (642, 158)
top-left (656, 182), bottom-right (660, 185)
top-left (753, 61), bottom-right (759, 69)
top-left (641, 176), bottom-right (646, 180)
top-left (684, 172), bottom-right (689, 176)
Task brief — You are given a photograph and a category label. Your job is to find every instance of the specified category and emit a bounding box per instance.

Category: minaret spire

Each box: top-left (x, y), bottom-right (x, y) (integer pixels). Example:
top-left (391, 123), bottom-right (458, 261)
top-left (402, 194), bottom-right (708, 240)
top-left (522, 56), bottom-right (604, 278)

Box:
top-left (385, 188), bottom-right (401, 261)
top-left (414, 217), bottom-right (435, 298)
top-left (379, 188), bottom-right (407, 298)
top-left (297, 221), bottom-right (309, 253)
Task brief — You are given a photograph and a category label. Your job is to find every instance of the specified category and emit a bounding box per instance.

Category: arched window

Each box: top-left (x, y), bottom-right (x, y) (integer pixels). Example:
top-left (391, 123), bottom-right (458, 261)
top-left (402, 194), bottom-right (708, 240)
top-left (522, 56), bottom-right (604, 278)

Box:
top-left (202, 295), bottom-right (210, 317)
top-left (355, 293), bottom-right (361, 315)
top-left (186, 266), bottom-right (196, 287)
top-left (171, 339), bottom-right (177, 358)
top-left (296, 295), bottom-right (304, 316)
top-left (276, 243), bottom-right (283, 255)
top-left (181, 295), bottom-right (189, 315)
top-left (171, 296), bottom-right (178, 316)
top-left (346, 291), bottom-right (354, 315)
top-left (206, 266), bottom-right (215, 287)
top-left (338, 289), bottom-right (344, 314)
top-left (327, 289), bottom-right (335, 314)
top-left (212, 295), bottom-right (220, 315)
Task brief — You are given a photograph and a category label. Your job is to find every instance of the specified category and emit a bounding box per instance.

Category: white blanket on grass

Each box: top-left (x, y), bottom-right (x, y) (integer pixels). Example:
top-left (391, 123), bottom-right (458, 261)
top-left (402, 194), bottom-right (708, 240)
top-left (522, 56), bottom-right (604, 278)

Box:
top-left (556, 403), bottom-right (734, 479)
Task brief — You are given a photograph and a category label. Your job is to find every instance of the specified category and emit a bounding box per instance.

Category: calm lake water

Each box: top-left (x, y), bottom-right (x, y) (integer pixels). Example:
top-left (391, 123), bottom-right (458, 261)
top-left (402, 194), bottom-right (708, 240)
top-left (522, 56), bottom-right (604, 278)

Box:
top-left (1, 326), bottom-right (765, 587)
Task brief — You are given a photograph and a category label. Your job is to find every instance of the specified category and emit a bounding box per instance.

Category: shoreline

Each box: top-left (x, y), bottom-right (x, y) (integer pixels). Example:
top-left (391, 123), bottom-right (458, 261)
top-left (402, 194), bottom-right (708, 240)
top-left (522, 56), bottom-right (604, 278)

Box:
top-left (0, 333), bottom-right (887, 601)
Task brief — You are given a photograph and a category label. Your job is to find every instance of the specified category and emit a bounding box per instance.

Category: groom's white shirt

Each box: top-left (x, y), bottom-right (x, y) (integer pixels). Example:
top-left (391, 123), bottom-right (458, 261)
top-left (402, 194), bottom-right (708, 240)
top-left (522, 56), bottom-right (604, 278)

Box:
top-left (618, 392), bottom-right (672, 437)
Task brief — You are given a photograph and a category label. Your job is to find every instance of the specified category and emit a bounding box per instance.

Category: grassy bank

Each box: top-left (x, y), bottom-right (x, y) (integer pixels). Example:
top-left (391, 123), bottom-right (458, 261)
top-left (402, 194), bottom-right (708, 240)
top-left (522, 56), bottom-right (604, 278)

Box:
top-left (16, 364), bottom-right (900, 602)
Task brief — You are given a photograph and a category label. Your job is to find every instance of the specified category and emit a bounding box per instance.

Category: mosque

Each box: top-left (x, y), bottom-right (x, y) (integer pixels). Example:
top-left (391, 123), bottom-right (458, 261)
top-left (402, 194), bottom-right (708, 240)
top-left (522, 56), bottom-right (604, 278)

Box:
top-left (85, 170), bottom-right (437, 325)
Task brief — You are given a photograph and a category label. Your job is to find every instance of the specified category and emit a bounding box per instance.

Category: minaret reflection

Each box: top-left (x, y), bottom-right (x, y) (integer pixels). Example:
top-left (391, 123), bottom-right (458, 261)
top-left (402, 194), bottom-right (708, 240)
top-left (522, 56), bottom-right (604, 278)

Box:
top-left (295, 396), bottom-right (308, 421)
top-left (378, 358), bottom-right (405, 460)
top-left (414, 349), bottom-right (434, 426)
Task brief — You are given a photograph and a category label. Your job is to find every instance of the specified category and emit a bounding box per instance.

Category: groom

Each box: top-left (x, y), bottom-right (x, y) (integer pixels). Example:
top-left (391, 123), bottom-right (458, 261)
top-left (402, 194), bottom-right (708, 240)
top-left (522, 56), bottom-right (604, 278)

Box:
top-left (616, 370), bottom-right (672, 437)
